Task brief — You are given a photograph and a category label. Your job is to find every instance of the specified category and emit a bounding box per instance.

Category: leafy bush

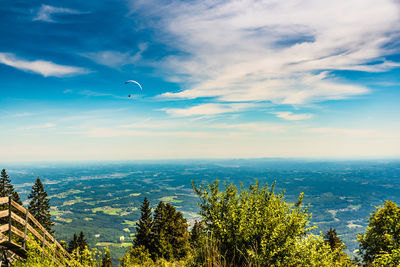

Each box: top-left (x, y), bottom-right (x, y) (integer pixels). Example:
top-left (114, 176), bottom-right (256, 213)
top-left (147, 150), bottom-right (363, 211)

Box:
top-left (192, 179), bottom-right (353, 266)
top-left (358, 200), bottom-right (400, 264)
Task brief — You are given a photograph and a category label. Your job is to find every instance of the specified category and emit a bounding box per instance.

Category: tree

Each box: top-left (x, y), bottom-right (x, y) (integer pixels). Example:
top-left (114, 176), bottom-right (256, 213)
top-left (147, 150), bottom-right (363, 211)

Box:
top-left (68, 233), bottom-right (79, 253)
top-left (324, 227), bottom-right (345, 251)
top-left (190, 220), bottom-right (203, 249)
top-left (28, 177), bottom-right (54, 234)
top-left (358, 200), bottom-right (400, 264)
top-left (101, 247), bottom-right (113, 267)
top-left (77, 231), bottom-right (88, 251)
top-left (134, 197), bottom-right (153, 249)
top-left (0, 169), bottom-right (22, 204)
top-left (192, 179), bottom-right (352, 266)
top-left (150, 202), bottom-right (190, 261)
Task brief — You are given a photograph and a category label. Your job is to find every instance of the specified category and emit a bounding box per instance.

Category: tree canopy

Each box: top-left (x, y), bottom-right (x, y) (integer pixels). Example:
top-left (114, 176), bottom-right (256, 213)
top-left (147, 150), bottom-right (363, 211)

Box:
top-left (358, 200), bottom-right (400, 264)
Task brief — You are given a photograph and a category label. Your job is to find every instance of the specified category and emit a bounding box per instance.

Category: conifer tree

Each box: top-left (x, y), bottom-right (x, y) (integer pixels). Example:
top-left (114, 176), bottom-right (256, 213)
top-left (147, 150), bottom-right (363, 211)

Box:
top-left (28, 177), bottom-right (54, 234)
top-left (77, 231), bottom-right (88, 251)
top-left (134, 197), bottom-right (153, 249)
top-left (324, 227), bottom-right (345, 251)
top-left (101, 247), bottom-right (113, 267)
top-left (190, 220), bottom-right (203, 248)
top-left (68, 233), bottom-right (79, 253)
top-left (150, 202), bottom-right (190, 261)
top-left (0, 169), bottom-right (22, 204)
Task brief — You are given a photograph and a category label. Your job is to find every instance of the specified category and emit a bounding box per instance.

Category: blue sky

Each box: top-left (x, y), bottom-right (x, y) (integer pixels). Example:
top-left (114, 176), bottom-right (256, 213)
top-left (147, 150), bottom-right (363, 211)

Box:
top-left (0, 0), bottom-right (399, 161)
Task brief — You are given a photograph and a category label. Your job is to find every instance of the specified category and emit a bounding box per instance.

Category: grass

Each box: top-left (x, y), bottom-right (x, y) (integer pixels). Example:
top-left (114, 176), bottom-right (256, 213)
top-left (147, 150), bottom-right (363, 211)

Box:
top-left (158, 195), bottom-right (183, 203)
top-left (92, 206), bottom-right (123, 216)
top-left (122, 220), bottom-right (138, 228)
top-left (54, 217), bottom-right (72, 223)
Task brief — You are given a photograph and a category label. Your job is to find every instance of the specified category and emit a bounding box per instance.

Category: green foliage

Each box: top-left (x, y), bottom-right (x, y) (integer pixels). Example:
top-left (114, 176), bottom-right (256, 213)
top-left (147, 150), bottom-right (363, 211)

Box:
top-left (324, 227), bottom-right (345, 251)
top-left (28, 177), bottom-right (54, 234)
top-left (68, 233), bottom-right (79, 253)
top-left (372, 248), bottom-right (400, 266)
top-left (192, 179), bottom-right (353, 266)
top-left (358, 200), bottom-right (400, 264)
top-left (121, 245), bottom-right (153, 266)
top-left (101, 247), bottom-right (113, 267)
top-left (78, 231), bottom-right (89, 251)
top-left (13, 233), bottom-right (102, 267)
top-left (134, 197), bottom-right (153, 248)
top-left (123, 201), bottom-right (190, 264)
top-left (190, 220), bottom-right (203, 249)
top-left (150, 202), bottom-right (190, 261)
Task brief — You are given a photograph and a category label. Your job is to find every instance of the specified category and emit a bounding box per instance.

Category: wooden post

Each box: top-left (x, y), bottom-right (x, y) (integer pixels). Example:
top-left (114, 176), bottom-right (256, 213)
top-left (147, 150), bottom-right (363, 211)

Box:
top-left (8, 196), bottom-right (11, 243)
top-left (22, 209), bottom-right (29, 249)
top-left (41, 230), bottom-right (46, 259)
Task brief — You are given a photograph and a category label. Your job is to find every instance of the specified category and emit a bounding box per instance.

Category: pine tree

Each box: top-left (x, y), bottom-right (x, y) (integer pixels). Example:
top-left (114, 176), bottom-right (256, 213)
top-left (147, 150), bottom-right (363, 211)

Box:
top-left (0, 169), bottom-right (22, 204)
top-left (190, 220), bottom-right (203, 248)
top-left (150, 202), bottom-right (190, 261)
top-left (101, 247), bottom-right (113, 267)
top-left (77, 231), bottom-right (88, 251)
top-left (134, 197), bottom-right (153, 249)
top-left (324, 227), bottom-right (345, 251)
top-left (68, 233), bottom-right (79, 253)
top-left (28, 177), bottom-right (54, 234)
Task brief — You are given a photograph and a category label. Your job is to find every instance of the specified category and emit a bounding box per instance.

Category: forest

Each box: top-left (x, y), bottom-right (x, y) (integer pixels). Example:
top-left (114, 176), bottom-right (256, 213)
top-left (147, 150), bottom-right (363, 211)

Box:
top-left (1, 167), bottom-right (400, 266)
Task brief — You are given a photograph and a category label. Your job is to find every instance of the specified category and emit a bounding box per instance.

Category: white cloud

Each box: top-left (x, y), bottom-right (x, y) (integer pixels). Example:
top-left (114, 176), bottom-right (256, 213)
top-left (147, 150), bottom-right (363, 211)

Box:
top-left (33, 4), bottom-right (83, 22)
top-left (273, 112), bottom-right (312, 121)
top-left (130, 0), bottom-right (399, 106)
top-left (0, 53), bottom-right (88, 77)
top-left (162, 103), bottom-right (255, 117)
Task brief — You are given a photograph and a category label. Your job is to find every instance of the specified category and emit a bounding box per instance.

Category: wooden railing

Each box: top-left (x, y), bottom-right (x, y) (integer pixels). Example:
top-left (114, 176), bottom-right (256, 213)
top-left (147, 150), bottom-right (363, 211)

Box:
top-left (0, 196), bottom-right (72, 265)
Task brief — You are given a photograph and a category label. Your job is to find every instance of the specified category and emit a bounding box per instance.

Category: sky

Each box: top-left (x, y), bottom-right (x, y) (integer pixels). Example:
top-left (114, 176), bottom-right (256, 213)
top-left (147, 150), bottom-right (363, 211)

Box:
top-left (0, 0), bottom-right (400, 162)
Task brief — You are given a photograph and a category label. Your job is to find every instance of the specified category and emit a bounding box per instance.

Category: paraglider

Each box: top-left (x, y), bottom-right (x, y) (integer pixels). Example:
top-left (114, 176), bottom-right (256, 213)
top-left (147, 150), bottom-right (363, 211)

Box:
top-left (125, 80), bottom-right (142, 98)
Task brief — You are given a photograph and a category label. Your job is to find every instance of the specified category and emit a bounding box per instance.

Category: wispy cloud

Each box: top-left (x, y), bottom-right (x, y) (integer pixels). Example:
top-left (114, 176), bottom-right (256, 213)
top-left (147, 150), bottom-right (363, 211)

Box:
top-left (304, 127), bottom-right (381, 138)
top-left (20, 123), bottom-right (56, 130)
top-left (0, 53), bottom-right (88, 77)
top-left (33, 4), bottom-right (83, 23)
top-left (130, 0), bottom-right (399, 106)
top-left (273, 112), bottom-right (312, 121)
top-left (82, 43), bottom-right (148, 68)
top-left (162, 103), bottom-right (255, 117)
top-left (86, 128), bottom-right (219, 138)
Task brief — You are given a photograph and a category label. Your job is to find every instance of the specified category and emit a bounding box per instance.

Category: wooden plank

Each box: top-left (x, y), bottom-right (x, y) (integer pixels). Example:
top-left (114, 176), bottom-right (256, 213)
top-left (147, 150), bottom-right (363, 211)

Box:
top-left (55, 240), bottom-right (72, 260)
top-left (23, 211), bottom-right (72, 262)
top-left (11, 225), bottom-right (25, 239)
top-left (0, 210), bottom-right (9, 219)
top-left (27, 213), bottom-right (46, 233)
top-left (0, 197), bottom-right (9, 205)
top-left (27, 224), bottom-right (42, 241)
top-left (11, 212), bottom-right (26, 227)
top-left (11, 200), bottom-right (27, 214)
top-left (0, 224), bottom-right (9, 233)
top-left (1, 240), bottom-right (27, 259)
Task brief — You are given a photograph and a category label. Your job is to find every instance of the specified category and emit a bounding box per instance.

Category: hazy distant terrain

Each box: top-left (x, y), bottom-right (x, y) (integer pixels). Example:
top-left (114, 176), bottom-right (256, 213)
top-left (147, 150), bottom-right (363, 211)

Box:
top-left (4, 159), bottom-right (400, 262)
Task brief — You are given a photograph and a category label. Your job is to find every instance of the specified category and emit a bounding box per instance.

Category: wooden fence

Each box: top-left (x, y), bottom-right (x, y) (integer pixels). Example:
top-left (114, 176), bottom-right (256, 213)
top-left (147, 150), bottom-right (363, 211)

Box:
top-left (0, 196), bottom-right (72, 265)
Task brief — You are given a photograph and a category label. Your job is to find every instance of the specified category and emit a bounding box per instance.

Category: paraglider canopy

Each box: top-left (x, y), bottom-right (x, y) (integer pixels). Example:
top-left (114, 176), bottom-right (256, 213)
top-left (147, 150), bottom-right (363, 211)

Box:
top-left (125, 80), bottom-right (142, 91)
